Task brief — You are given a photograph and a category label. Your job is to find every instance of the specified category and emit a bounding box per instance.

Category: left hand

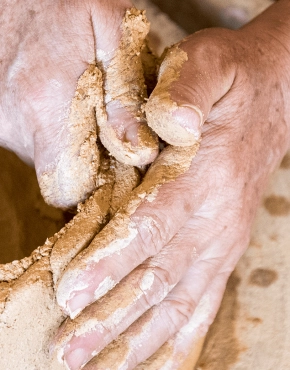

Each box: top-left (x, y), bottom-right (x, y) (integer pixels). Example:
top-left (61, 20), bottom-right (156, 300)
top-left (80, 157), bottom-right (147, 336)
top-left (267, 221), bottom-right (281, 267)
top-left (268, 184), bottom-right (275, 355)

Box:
top-left (52, 3), bottom-right (290, 368)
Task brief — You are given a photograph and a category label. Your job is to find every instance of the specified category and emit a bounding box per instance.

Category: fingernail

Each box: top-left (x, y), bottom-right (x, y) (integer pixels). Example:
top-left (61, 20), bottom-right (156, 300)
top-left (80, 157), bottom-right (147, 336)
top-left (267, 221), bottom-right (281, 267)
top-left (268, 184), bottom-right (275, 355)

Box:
top-left (173, 105), bottom-right (203, 139)
top-left (67, 292), bottom-right (93, 319)
top-left (64, 347), bottom-right (88, 370)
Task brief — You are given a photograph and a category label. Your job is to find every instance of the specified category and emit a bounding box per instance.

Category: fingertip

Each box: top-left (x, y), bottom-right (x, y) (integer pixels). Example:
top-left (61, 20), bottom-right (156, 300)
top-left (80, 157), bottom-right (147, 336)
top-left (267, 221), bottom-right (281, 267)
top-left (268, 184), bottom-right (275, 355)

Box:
top-left (95, 7), bottom-right (159, 166)
top-left (98, 103), bottom-right (159, 166)
top-left (64, 348), bottom-right (87, 370)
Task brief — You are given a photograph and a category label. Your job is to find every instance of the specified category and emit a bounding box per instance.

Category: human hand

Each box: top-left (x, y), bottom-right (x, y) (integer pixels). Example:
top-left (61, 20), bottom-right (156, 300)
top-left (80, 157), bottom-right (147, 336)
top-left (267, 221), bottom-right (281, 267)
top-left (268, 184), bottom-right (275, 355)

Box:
top-left (53, 1), bottom-right (290, 368)
top-left (0, 0), bottom-right (159, 209)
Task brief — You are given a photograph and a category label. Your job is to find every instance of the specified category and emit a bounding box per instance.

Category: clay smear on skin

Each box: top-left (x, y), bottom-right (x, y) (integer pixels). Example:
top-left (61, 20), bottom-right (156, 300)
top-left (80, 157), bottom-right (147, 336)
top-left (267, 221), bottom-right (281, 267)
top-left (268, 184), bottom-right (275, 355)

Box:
top-left (95, 8), bottom-right (159, 166)
top-left (145, 45), bottom-right (201, 146)
top-left (55, 263), bottom-right (173, 363)
top-left (83, 309), bottom-right (158, 369)
top-left (56, 144), bottom-right (199, 316)
top-left (38, 65), bottom-right (102, 209)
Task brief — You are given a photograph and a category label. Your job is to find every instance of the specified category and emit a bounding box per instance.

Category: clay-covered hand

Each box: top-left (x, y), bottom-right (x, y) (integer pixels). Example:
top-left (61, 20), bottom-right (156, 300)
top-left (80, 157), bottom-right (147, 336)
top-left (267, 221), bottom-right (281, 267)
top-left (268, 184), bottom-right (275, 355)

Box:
top-left (53, 2), bottom-right (290, 369)
top-left (0, 0), bottom-right (158, 209)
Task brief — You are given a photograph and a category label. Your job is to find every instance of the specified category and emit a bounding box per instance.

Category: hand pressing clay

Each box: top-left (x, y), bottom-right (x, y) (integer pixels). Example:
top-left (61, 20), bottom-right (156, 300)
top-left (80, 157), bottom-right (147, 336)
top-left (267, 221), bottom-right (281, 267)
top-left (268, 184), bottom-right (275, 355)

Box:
top-left (0, 8), bottom-right (203, 370)
top-left (0, 146), bottom-right (204, 370)
top-left (37, 8), bottom-right (159, 210)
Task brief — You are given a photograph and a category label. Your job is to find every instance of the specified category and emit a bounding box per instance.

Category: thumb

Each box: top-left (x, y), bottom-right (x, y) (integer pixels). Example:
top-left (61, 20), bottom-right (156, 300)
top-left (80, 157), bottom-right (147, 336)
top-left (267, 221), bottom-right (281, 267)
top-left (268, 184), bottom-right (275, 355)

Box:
top-left (146, 30), bottom-right (237, 146)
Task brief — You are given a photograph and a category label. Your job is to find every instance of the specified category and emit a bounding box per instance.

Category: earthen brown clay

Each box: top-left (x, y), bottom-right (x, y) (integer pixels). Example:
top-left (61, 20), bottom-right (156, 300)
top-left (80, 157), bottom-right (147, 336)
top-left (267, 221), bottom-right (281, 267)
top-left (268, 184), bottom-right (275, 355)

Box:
top-left (95, 8), bottom-right (159, 167)
top-left (0, 155), bottom-right (140, 370)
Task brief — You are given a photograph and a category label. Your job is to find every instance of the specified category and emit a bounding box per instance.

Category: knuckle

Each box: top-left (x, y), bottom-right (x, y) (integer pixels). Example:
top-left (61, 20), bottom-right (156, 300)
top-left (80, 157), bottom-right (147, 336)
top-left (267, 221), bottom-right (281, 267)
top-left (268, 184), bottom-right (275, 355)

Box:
top-left (162, 297), bottom-right (197, 336)
top-left (134, 211), bottom-right (170, 257)
top-left (185, 28), bottom-right (234, 63)
top-left (138, 266), bottom-right (173, 309)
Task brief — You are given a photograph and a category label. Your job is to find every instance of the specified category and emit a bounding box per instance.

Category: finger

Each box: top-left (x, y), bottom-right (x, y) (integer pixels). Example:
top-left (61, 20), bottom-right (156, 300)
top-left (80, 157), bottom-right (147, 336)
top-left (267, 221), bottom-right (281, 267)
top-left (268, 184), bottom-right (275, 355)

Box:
top-left (136, 269), bottom-right (231, 370)
top-left (82, 265), bottom-right (231, 370)
top-left (94, 7), bottom-right (159, 166)
top-left (52, 220), bottom-right (199, 367)
top-left (35, 3), bottom-right (158, 209)
top-left (36, 64), bottom-right (102, 209)
top-left (145, 29), bottom-right (237, 146)
top-left (56, 145), bottom-right (200, 317)
top-left (32, 0), bottom-right (129, 209)
top-left (54, 216), bottom-right (237, 370)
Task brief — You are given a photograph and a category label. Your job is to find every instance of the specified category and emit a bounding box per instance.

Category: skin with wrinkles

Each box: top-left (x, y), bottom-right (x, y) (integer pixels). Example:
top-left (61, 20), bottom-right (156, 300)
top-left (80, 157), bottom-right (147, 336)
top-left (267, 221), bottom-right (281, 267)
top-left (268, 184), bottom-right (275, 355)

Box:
top-left (145, 45), bottom-right (203, 146)
top-left (55, 145), bottom-right (199, 314)
top-left (0, 2), bottom-right (158, 210)
top-left (52, 1), bottom-right (290, 369)
top-left (96, 8), bottom-right (159, 166)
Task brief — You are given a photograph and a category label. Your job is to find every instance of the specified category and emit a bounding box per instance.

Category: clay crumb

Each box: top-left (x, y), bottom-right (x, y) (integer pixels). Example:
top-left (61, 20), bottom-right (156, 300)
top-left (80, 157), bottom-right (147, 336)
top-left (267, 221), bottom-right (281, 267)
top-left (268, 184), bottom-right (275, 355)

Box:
top-left (249, 268), bottom-right (278, 287)
top-left (246, 317), bottom-right (262, 325)
top-left (280, 152), bottom-right (290, 169)
top-left (264, 195), bottom-right (290, 216)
